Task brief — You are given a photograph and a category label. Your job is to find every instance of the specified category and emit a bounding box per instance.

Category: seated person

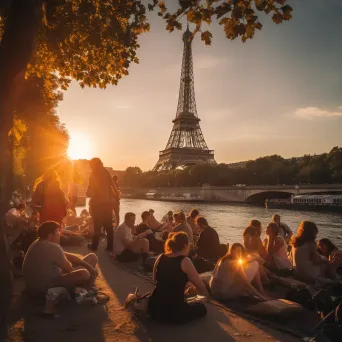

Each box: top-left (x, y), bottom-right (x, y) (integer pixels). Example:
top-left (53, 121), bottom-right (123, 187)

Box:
top-left (114, 212), bottom-right (150, 262)
top-left (195, 217), bottom-right (224, 262)
top-left (187, 209), bottom-right (200, 236)
top-left (148, 232), bottom-right (208, 324)
top-left (244, 220), bottom-right (267, 260)
top-left (210, 243), bottom-right (269, 301)
top-left (5, 204), bottom-right (37, 252)
top-left (272, 214), bottom-right (293, 243)
top-left (136, 211), bottom-right (164, 253)
top-left (148, 209), bottom-right (163, 230)
top-left (173, 212), bottom-right (194, 244)
top-left (291, 221), bottom-right (334, 283)
top-left (23, 221), bottom-right (98, 293)
top-left (317, 238), bottom-right (342, 271)
top-left (264, 223), bottom-right (292, 270)
top-left (162, 210), bottom-right (173, 224)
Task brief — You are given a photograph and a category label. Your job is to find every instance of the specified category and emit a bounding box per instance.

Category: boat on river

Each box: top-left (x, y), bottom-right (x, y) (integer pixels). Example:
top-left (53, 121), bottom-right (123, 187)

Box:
top-left (146, 191), bottom-right (203, 202)
top-left (266, 194), bottom-right (342, 212)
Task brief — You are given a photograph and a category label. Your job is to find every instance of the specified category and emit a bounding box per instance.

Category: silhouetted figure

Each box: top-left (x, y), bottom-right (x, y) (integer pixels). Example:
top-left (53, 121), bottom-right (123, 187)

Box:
top-left (87, 158), bottom-right (116, 252)
top-left (31, 170), bottom-right (68, 225)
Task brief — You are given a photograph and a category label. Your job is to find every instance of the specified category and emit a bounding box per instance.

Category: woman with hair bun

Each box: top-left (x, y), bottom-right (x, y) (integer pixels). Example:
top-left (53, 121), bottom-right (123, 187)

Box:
top-left (148, 232), bottom-right (209, 324)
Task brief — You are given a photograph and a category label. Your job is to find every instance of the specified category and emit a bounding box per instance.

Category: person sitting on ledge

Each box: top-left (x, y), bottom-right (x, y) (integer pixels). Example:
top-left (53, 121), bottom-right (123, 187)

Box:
top-left (148, 209), bottom-right (163, 230)
top-left (272, 214), bottom-right (293, 243)
top-left (264, 222), bottom-right (292, 271)
top-left (187, 209), bottom-right (200, 235)
top-left (317, 238), bottom-right (342, 271)
top-left (244, 220), bottom-right (268, 260)
top-left (162, 210), bottom-right (174, 224)
top-left (291, 221), bottom-right (335, 284)
top-left (136, 211), bottom-right (164, 254)
top-left (148, 232), bottom-right (208, 324)
top-left (210, 243), bottom-right (269, 301)
top-left (23, 221), bottom-right (98, 293)
top-left (195, 217), bottom-right (225, 262)
top-left (173, 212), bottom-right (194, 244)
top-left (114, 212), bottom-right (150, 262)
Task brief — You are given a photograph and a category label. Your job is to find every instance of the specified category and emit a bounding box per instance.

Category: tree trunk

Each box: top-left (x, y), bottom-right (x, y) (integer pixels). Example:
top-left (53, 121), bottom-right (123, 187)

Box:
top-left (0, 0), bottom-right (42, 339)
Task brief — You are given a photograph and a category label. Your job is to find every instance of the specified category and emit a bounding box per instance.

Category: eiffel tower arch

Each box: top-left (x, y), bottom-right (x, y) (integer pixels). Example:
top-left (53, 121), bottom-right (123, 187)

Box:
top-left (153, 27), bottom-right (216, 172)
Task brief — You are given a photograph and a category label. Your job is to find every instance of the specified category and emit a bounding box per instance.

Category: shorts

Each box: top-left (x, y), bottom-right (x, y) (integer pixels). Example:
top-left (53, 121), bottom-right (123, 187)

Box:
top-left (116, 249), bottom-right (140, 262)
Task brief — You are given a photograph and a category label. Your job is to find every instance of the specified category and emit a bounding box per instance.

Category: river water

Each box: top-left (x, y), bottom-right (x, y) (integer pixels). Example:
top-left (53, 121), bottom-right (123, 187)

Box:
top-left (80, 198), bottom-right (342, 248)
top-left (120, 198), bottom-right (342, 248)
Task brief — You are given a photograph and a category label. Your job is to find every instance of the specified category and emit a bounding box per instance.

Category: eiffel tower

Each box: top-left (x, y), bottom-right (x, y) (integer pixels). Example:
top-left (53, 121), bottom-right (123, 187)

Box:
top-left (153, 26), bottom-right (216, 171)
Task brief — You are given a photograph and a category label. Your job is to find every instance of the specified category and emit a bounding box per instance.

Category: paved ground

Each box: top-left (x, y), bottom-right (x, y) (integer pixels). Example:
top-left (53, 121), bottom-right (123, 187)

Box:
top-left (7, 244), bottom-right (302, 342)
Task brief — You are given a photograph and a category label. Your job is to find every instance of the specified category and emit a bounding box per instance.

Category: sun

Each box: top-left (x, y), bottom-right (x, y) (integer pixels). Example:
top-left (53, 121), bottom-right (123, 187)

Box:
top-left (67, 133), bottom-right (92, 160)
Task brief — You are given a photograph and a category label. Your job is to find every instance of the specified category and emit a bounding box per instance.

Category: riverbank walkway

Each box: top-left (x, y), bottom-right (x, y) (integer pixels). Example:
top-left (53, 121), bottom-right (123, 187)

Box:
top-left (8, 244), bottom-right (300, 342)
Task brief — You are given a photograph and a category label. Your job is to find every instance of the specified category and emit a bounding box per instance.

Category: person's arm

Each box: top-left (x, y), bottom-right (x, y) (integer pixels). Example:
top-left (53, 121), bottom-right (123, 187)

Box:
top-left (172, 223), bottom-right (182, 233)
top-left (181, 257), bottom-right (209, 297)
top-left (152, 254), bottom-right (162, 283)
top-left (53, 248), bottom-right (73, 274)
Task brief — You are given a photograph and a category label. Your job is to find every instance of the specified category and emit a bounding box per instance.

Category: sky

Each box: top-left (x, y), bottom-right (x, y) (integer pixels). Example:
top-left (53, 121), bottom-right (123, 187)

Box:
top-left (57, 0), bottom-right (342, 171)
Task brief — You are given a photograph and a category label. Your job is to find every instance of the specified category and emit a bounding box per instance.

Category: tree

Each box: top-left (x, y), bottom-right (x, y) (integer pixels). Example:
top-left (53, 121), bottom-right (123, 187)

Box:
top-left (15, 75), bottom-right (69, 186)
top-left (0, 0), bottom-right (293, 200)
top-left (1, 1), bottom-right (294, 337)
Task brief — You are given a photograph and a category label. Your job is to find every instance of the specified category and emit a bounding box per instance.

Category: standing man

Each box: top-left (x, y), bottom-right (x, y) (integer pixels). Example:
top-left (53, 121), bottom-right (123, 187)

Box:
top-left (272, 214), bottom-right (293, 243)
top-left (87, 158), bottom-right (115, 252)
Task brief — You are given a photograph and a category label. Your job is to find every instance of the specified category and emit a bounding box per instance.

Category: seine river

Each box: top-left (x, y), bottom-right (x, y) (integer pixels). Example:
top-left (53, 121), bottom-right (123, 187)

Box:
top-left (115, 198), bottom-right (342, 249)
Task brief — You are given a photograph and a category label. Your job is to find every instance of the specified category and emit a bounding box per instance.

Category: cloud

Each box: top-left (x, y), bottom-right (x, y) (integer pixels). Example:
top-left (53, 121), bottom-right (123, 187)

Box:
top-left (294, 106), bottom-right (342, 118)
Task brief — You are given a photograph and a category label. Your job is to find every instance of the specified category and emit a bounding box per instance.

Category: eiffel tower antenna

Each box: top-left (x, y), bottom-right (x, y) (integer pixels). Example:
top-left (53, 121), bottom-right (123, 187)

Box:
top-left (153, 26), bottom-right (216, 171)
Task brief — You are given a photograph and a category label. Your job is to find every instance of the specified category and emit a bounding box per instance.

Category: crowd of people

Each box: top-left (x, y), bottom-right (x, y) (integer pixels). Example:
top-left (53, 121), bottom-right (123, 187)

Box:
top-left (3, 157), bottom-right (342, 327)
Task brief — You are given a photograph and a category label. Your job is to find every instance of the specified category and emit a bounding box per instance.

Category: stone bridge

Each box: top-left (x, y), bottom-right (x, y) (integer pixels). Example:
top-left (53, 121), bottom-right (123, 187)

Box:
top-left (125, 184), bottom-right (342, 203)
top-left (203, 184), bottom-right (342, 203)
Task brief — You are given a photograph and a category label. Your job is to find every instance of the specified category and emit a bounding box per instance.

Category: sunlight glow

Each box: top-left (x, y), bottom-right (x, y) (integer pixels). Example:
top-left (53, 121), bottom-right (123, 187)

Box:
top-left (67, 133), bottom-right (92, 160)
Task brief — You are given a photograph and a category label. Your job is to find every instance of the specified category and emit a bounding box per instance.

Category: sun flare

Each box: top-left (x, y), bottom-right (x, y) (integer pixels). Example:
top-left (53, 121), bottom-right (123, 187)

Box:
top-left (67, 133), bottom-right (92, 160)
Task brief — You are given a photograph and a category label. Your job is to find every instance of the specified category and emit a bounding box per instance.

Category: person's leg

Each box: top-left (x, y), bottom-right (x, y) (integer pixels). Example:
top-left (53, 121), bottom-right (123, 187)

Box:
top-left (57, 269), bottom-right (91, 289)
top-left (82, 253), bottom-right (98, 268)
top-left (114, 204), bottom-right (120, 227)
top-left (129, 238), bottom-right (149, 263)
top-left (90, 209), bottom-right (102, 250)
top-left (103, 205), bottom-right (113, 251)
top-left (129, 238), bottom-right (149, 254)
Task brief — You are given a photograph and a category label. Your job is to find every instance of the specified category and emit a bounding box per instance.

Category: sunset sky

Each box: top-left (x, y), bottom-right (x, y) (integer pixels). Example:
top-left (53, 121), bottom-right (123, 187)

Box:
top-left (58, 0), bottom-right (342, 171)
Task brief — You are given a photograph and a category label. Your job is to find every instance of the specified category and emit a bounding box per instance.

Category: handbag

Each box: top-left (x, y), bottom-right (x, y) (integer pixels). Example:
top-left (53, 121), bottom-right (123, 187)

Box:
top-left (124, 288), bottom-right (151, 317)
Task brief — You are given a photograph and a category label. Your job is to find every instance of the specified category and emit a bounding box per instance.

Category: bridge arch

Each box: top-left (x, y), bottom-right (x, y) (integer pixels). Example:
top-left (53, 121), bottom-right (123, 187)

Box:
top-left (246, 191), bottom-right (295, 204)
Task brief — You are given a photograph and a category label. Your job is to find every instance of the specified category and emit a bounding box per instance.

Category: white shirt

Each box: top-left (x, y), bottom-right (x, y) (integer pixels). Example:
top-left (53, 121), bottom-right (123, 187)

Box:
top-left (114, 222), bottom-right (133, 255)
top-left (273, 236), bottom-right (292, 270)
top-left (278, 222), bottom-right (292, 239)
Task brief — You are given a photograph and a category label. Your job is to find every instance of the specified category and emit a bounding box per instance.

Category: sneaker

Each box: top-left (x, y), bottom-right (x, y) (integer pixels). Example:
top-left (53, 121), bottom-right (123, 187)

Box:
top-left (87, 243), bottom-right (98, 251)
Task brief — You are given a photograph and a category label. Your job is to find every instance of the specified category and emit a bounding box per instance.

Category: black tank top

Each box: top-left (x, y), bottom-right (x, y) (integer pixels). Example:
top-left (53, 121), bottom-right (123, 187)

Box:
top-left (148, 254), bottom-right (188, 319)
